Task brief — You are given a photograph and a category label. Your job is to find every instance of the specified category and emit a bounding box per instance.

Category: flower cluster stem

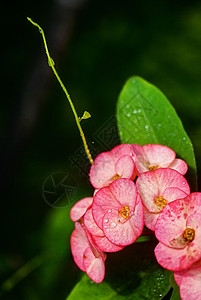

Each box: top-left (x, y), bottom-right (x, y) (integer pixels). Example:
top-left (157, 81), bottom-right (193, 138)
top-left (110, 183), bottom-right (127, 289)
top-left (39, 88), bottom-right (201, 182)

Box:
top-left (27, 17), bottom-right (94, 165)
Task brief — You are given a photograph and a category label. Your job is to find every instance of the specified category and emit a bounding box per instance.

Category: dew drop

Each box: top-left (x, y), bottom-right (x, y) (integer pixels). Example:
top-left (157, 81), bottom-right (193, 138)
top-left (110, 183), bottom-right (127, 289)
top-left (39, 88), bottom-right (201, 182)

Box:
top-left (138, 109), bottom-right (142, 113)
top-left (145, 125), bottom-right (149, 130)
top-left (133, 109), bottom-right (137, 114)
top-left (108, 209), bottom-right (111, 213)
top-left (103, 218), bottom-right (109, 224)
top-left (126, 104), bottom-right (130, 108)
top-left (110, 222), bottom-right (117, 228)
top-left (127, 113), bottom-right (131, 117)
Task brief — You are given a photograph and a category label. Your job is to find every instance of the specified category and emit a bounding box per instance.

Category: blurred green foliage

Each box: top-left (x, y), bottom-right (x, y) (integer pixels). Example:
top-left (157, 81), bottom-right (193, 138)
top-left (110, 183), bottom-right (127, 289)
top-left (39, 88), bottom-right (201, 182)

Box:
top-left (1, 0), bottom-right (201, 299)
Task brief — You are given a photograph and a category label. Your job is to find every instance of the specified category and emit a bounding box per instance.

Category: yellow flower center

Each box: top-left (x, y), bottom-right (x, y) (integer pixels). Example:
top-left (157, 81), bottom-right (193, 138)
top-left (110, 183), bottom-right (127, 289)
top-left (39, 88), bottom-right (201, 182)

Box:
top-left (120, 206), bottom-right (130, 219)
top-left (149, 165), bottom-right (158, 171)
top-left (183, 228), bottom-right (195, 242)
top-left (155, 196), bottom-right (167, 208)
top-left (113, 174), bottom-right (122, 181)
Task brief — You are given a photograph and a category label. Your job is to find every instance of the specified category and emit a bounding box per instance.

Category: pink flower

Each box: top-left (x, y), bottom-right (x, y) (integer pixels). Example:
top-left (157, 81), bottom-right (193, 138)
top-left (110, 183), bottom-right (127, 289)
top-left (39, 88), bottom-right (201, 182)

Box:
top-left (154, 193), bottom-right (201, 272)
top-left (90, 144), bottom-right (136, 189)
top-left (70, 222), bottom-right (106, 283)
top-left (132, 144), bottom-right (188, 175)
top-left (84, 208), bottom-right (124, 252)
top-left (92, 178), bottom-right (144, 246)
top-left (136, 168), bottom-right (190, 230)
top-left (174, 260), bottom-right (201, 300)
top-left (70, 197), bottom-right (93, 222)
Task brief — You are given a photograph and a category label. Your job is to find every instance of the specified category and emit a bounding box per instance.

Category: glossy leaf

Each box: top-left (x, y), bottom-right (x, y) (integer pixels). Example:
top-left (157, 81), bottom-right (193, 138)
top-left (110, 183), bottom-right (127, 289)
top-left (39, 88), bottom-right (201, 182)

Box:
top-left (170, 274), bottom-right (181, 300)
top-left (67, 241), bottom-right (171, 300)
top-left (117, 76), bottom-right (197, 190)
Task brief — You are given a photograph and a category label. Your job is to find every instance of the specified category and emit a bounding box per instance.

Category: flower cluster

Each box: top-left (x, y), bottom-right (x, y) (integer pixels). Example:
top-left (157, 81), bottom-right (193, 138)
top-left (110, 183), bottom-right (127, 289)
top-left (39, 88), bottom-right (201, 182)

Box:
top-left (70, 144), bottom-right (201, 299)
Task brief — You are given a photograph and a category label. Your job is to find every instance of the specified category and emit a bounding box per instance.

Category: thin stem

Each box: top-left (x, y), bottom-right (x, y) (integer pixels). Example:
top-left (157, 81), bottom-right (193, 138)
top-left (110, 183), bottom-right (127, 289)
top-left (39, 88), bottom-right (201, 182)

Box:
top-left (0, 254), bottom-right (48, 295)
top-left (27, 17), bottom-right (94, 165)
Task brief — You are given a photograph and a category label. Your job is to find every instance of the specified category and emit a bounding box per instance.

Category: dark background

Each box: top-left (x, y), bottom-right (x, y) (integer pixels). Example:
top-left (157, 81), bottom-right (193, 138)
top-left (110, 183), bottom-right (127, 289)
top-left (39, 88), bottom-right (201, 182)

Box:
top-left (1, 0), bottom-right (201, 299)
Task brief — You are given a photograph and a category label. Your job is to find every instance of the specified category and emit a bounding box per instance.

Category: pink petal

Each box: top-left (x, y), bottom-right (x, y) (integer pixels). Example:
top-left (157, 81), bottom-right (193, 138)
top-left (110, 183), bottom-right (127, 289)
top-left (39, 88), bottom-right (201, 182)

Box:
top-left (92, 179), bottom-right (137, 229)
top-left (92, 185), bottom-right (119, 229)
top-left (185, 213), bottom-right (201, 261)
top-left (92, 235), bottom-right (124, 252)
top-left (102, 196), bottom-right (143, 246)
top-left (154, 242), bottom-right (196, 271)
top-left (174, 270), bottom-right (186, 287)
top-left (90, 152), bottom-right (115, 188)
top-left (143, 188), bottom-right (187, 231)
top-left (83, 247), bottom-right (105, 283)
top-left (169, 158), bottom-right (188, 175)
top-left (132, 144), bottom-right (175, 174)
top-left (108, 178), bottom-right (138, 208)
top-left (129, 195), bottom-right (144, 238)
top-left (174, 259), bottom-right (201, 287)
top-left (115, 155), bottom-right (136, 180)
top-left (163, 187), bottom-right (187, 202)
top-left (93, 189), bottom-right (99, 196)
top-left (185, 193), bottom-right (201, 215)
top-left (155, 199), bottom-right (190, 246)
top-left (84, 208), bottom-right (124, 252)
top-left (70, 222), bottom-right (89, 271)
top-left (70, 197), bottom-right (93, 222)
top-left (143, 206), bottom-right (160, 231)
top-left (111, 144), bottom-right (136, 162)
top-left (84, 208), bottom-right (104, 236)
top-left (179, 264), bottom-right (201, 300)
top-left (136, 168), bottom-right (190, 213)
top-left (102, 208), bottom-right (137, 246)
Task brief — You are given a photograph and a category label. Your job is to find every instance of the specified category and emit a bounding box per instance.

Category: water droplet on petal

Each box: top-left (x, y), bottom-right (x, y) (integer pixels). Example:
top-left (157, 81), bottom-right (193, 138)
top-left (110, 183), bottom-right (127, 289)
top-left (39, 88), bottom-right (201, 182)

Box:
top-left (110, 222), bottom-right (117, 228)
top-left (103, 218), bottom-right (109, 224)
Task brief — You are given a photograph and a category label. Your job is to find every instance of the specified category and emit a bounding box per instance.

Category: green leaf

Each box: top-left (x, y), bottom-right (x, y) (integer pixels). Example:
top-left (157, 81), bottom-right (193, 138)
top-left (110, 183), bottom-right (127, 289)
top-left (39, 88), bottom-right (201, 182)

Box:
top-left (169, 274), bottom-right (181, 300)
top-left (67, 241), bottom-right (172, 300)
top-left (117, 76), bottom-right (197, 190)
